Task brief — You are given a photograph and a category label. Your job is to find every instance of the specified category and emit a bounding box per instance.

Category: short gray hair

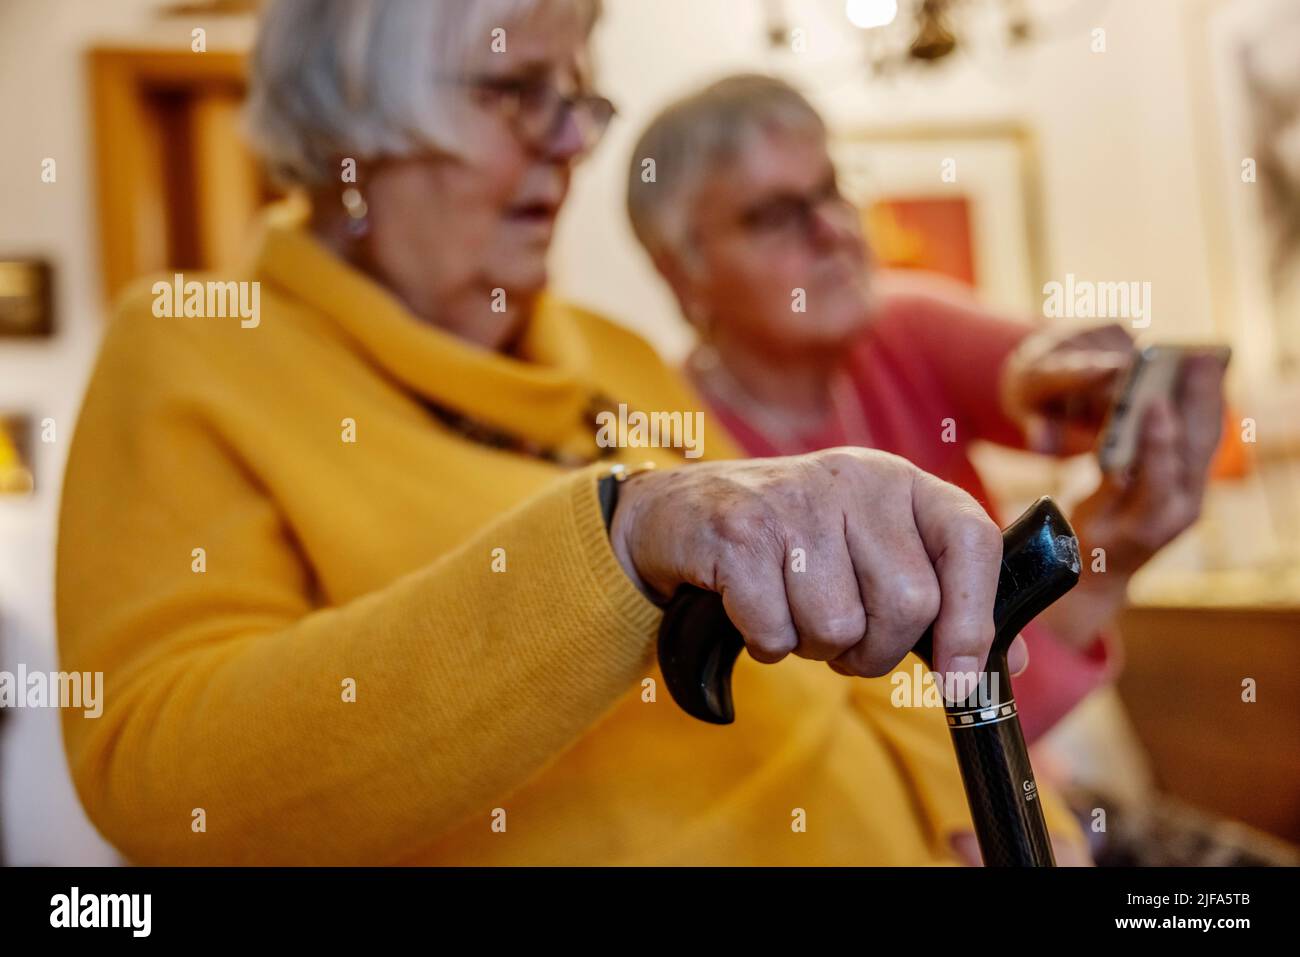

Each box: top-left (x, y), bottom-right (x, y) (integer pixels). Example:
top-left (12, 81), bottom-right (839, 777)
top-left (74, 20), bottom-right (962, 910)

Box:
top-left (245, 0), bottom-right (601, 186)
top-left (626, 74), bottom-right (825, 263)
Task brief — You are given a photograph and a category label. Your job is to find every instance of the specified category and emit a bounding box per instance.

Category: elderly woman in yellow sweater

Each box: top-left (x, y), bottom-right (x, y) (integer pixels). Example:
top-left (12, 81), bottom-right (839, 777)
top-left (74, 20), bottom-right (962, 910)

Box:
top-left (56, 0), bottom-right (1085, 865)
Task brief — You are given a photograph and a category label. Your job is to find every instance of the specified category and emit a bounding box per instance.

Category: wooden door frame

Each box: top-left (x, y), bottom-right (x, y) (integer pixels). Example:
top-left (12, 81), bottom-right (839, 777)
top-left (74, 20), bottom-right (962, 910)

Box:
top-left (88, 47), bottom-right (248, 304)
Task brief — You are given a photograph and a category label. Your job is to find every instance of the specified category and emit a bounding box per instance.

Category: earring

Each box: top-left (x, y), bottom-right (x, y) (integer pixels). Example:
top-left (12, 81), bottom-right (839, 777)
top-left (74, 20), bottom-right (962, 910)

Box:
top-left (341, 186), bottom-right (369, 238)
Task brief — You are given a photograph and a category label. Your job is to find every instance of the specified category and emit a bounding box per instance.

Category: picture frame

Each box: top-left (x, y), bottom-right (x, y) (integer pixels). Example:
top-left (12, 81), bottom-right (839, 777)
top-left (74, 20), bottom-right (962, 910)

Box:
top-left (831, 123), bottom-right (1063, 510)
top-left (0, 414), bottom-right (34, 496)
top-left (0, 259), bottom-right (54, 338)
top-left (831, 123), bottom-right (1045, 316)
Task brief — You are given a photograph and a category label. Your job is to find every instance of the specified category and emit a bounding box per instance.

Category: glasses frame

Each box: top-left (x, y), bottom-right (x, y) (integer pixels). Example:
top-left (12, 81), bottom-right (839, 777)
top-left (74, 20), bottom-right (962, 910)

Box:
top-left (690, 178), bottom-right (858, 254)
top-left (447, 71), bottom-right (617, 155)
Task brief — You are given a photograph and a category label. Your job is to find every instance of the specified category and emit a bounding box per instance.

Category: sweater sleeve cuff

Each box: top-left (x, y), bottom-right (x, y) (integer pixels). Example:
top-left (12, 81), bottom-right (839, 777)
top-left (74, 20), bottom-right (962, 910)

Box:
top-left (568, 465), bottom-right (665, 637)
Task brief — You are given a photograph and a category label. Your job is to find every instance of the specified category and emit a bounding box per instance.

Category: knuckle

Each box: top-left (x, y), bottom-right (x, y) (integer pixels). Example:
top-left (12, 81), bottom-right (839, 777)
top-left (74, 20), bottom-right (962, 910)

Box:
top-left (710, 494), bottom-right (781, 552)
top-left (849, 640), bottom-right (908, 679)
top-left (749, 631), bottom-right (798, 662)
top-left (805, 610), bottom-right (867, 651)
top-left (956, 511), bottom-right (1003, 561)
top-left (890, 575), bottom-right (942, 631)
top-left (822, 447), bottom-right (912, 484)
top-left (831, 643), bottom-right (887, 678)
top-left (812, 447), bottom-right (858, 473)
top-left (868, 449), bottom-right (916, 481)
top-left (776, 470), bottom-right (818, 515)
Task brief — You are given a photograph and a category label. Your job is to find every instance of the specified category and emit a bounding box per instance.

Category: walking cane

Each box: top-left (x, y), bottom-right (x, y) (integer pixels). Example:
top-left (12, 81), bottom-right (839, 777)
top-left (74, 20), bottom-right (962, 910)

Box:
top-left (657, 496), bottom-right (1080, 867)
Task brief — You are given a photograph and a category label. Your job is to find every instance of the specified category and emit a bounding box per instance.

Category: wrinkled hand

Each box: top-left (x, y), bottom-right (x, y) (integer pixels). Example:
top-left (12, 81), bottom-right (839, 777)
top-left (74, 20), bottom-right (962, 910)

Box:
top-left (1075, 352), bottom-right (1226, 573)
top-left (1001, 323), bottom-right (1134, 455)
top-left (610, 448), bottom-right (1027, 684)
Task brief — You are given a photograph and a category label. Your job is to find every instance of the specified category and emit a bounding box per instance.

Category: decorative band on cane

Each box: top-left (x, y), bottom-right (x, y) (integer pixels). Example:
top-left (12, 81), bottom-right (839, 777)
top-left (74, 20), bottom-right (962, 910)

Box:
top-left (946, 698), bottom-right (1018, 729)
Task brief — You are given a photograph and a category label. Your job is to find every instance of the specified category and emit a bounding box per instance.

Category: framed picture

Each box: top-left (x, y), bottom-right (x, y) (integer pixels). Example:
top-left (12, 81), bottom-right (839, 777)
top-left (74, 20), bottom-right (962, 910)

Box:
top-left (832, 124), bottom-right (1044, 315)
top-left (0, 415), bottom-right (34, 496)
top-left (832, 124), bottom-right (1063, 510)
top-left (88, 47), bottom-right (271, 305)
top-left (1188, 0), bottom-right (1300, 383)
top-left (0, 259), bottom-right (53, 338)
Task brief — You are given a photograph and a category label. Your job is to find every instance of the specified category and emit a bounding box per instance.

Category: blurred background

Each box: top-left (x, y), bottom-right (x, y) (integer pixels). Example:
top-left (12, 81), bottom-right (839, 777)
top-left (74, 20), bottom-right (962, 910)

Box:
top-left (1, 0), bottom-right (1297, 865)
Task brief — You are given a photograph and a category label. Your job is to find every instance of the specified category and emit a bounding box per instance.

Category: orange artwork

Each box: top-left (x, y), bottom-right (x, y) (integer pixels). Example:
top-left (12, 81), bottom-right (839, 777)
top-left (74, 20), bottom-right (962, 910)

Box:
top-left (863, 197), bottom-right (977, 287)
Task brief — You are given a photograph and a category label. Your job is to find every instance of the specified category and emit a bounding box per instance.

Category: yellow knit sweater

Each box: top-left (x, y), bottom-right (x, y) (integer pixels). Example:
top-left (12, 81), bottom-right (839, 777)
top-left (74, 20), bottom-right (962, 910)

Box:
top-left (56, 200), bottom-right (1083, 865)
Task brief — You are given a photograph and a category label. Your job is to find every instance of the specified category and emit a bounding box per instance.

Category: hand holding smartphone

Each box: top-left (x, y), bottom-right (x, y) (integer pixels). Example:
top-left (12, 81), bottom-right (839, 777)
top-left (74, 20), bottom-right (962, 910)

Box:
top-left (1096, 344), bottom-right (1232, 475)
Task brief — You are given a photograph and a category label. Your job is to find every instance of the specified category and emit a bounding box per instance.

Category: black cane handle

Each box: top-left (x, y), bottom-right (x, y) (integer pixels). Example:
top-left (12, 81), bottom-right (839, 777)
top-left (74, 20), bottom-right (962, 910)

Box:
top-left (656, 496), bottom-right (1081, 866)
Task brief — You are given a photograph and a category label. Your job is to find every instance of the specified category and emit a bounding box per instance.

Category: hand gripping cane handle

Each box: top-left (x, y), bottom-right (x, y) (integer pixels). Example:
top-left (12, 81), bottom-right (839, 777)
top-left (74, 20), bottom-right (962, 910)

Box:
top-left (656, 496), bottom-right (1081, 866)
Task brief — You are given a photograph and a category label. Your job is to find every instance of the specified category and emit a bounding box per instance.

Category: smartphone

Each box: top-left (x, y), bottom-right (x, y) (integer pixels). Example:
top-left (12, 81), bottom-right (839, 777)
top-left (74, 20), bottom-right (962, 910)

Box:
top-left (1096, 344), bottom-right (1231, 475)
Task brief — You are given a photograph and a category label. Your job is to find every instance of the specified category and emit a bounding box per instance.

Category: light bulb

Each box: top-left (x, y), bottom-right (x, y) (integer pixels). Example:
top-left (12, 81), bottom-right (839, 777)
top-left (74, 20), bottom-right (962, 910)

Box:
top-left (845, 0), bottom-right (898, 30)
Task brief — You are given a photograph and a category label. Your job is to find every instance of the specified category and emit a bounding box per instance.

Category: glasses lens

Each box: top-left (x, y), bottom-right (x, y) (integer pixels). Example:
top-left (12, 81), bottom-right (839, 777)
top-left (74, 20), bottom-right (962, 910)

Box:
top-left (516, 90), bottom-right (614, 153)
top-left (511, 81), bottom-right (555, 142)
top-left (463, 73), bottom-right (616, 153)
top-left (744, 197), bottom-right (809, 236)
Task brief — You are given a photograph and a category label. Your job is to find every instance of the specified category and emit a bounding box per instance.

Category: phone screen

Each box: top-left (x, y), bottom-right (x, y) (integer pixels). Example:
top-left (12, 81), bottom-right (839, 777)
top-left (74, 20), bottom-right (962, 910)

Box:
top-left (1096, 345), bottom-right (1231, 475)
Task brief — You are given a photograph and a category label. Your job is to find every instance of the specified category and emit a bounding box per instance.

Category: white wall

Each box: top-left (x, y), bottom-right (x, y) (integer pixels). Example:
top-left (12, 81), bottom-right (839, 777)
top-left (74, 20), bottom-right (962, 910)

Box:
top-left (0, 0), bottom-right (1240, 864)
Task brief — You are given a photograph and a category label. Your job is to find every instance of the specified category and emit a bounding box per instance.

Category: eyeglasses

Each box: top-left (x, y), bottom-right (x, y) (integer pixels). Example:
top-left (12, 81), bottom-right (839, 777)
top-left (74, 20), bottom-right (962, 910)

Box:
top-left (735, 181), bottom-right (857, 244)
top-left (453, 71), bottom-right (617, 155)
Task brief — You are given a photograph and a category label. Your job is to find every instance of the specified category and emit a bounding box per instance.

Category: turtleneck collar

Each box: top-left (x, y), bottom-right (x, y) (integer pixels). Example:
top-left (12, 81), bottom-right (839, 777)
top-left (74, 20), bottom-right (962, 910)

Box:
top-left (250, 197), bottom-right (599, 452)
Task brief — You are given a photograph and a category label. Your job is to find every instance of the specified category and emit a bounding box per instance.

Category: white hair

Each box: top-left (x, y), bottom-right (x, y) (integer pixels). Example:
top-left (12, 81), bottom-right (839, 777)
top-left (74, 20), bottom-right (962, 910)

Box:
top-left (626, 74), bottom-right (826, 264)
top-left (245, 0), bottom-right (601, 186)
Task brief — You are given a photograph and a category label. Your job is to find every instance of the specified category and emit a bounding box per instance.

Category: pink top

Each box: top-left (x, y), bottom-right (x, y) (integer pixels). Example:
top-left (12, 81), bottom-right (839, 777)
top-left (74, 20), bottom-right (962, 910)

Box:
top-left (695, 273), bottom-right (1114, 743)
